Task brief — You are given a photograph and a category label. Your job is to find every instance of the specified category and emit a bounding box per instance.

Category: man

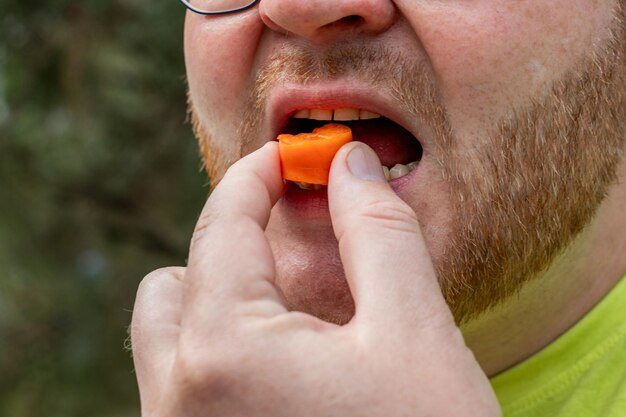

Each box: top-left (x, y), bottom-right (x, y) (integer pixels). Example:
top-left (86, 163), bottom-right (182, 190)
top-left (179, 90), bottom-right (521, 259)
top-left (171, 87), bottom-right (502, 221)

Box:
top-left (130, 0), bottom-right (626, 415)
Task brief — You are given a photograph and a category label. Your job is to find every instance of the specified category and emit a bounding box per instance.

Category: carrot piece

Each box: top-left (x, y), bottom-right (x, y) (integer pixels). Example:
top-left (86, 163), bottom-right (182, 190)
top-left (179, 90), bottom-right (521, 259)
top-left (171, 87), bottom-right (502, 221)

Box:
top-left (277, 123), bottom-right (353, 186)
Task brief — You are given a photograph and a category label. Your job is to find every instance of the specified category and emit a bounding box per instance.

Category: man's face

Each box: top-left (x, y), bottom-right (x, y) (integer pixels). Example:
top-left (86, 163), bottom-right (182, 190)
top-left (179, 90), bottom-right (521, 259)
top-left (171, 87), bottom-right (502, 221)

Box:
top-left (185, 0), bottom-right (625, 324)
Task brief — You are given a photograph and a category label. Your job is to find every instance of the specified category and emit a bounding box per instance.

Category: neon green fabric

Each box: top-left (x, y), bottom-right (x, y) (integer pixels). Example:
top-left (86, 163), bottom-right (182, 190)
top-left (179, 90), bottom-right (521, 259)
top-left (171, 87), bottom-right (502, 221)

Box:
top-left (491, 275), bottom-right (626, 417)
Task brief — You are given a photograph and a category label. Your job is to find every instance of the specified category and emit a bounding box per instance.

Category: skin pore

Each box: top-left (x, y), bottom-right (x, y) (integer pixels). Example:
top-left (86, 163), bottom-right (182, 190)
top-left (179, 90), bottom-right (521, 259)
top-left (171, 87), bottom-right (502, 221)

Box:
top-left (185, 0), bottom-right (626, 376)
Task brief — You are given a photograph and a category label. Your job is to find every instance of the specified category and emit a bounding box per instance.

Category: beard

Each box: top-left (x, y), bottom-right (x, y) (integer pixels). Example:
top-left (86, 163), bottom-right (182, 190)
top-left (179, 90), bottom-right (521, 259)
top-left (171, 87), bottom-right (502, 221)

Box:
top-left (189, 4), bottom-right (625, 324)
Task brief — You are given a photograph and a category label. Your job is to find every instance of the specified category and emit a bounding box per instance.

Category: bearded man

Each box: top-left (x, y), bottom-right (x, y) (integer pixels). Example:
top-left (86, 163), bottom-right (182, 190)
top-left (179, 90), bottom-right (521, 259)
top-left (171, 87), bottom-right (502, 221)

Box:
top-left (130, 0), bottom-right (626, 415)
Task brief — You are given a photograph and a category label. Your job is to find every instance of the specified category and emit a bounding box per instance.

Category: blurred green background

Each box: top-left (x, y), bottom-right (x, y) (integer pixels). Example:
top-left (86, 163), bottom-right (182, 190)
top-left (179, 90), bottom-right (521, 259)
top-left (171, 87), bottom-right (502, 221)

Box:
top-left (0, 0), bottom-right (207, 415)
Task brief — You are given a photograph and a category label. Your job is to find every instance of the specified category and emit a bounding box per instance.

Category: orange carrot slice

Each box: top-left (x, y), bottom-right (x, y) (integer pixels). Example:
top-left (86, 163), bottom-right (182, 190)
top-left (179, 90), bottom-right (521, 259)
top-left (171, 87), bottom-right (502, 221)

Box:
top-left (277, 123), bottom-right (352, 186)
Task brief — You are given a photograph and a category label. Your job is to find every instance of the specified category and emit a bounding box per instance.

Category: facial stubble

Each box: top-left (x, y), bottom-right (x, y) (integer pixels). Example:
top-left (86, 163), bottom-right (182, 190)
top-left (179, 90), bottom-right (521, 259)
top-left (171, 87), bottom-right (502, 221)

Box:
top-left (189, 7), bottom-right (625, 324)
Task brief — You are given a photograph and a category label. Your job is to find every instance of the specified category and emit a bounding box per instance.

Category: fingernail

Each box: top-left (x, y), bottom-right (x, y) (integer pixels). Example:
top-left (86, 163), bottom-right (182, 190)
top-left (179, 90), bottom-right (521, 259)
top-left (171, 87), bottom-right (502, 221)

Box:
top-left (346, 144), bottom-right (385, 182)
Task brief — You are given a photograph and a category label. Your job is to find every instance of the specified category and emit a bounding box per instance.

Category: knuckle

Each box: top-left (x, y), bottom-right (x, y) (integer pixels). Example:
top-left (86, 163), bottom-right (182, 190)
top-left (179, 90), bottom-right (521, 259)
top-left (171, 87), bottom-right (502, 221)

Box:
top-left (190, 200), bottom-right (244, 254)
top-left (190, 210), bottom-right (216, 251)
top-left (131, 267), bottom-right (183, 342)
top-left (356, 199), bottom-right (420, 235)
top-left (173, 340), bottom-right (241, 397)
top-left (136, 267), bottom-right (183, 302)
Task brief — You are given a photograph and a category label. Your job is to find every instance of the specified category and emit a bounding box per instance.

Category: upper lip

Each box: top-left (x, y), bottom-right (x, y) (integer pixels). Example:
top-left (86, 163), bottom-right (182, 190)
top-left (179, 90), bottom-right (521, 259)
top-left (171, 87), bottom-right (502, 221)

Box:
top-left (267, 80), bottom-right (424, 145)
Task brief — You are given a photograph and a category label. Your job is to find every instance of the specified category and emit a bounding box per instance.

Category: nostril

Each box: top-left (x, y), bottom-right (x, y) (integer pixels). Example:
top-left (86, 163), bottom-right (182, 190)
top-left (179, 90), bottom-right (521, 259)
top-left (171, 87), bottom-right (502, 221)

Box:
top-left (260, 0), bottom-right (396, 40)
top-left (340, 15), bottom-right (364, 25)
top-left (321, 15), bottom-right (365, 31)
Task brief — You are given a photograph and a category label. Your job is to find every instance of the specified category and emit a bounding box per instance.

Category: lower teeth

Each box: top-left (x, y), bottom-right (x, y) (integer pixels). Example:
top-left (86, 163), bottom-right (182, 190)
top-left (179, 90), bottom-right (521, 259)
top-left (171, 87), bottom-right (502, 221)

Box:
top-left (294, 160), bottom-right (418, 189)
top-left (295, 182), bottom-right (324, 190)
top-left (386, 161), bottom-right (418, 180)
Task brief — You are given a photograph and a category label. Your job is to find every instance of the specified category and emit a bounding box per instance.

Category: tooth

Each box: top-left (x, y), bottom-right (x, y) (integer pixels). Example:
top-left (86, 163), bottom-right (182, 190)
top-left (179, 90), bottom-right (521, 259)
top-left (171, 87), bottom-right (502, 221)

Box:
top-left (382, 166), bottom-right (390, 181)
top-left (359, 110), bottom-right (381, 120)
top-left (295, 181), bottom-right (325, 190)
top-left (310, 109), bottom-right (333, 121)
top-left (389, 164), bottom-right (409, 180)
top-left (293, 109), bottom-right (310, 119)
top-left (407, 161), bottom-right (418, 171)
top-left (333, 108), bottom-right (360, 121)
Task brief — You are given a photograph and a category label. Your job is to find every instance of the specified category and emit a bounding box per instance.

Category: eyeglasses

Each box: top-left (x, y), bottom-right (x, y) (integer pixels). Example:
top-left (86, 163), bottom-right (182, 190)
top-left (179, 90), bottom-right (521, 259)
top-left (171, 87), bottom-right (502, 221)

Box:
top-left (179, 0), bottom-right (260, 15)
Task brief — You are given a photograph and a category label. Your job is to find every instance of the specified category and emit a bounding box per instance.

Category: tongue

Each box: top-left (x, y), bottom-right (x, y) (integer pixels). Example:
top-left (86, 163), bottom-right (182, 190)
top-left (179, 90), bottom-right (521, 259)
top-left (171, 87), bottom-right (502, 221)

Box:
top-left (341, 119), bottom-right (421, 167)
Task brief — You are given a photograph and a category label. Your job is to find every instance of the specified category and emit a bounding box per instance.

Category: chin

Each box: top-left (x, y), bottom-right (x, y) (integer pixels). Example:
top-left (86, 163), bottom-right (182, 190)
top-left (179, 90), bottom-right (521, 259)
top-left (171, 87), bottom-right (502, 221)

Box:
top-left (278, 263), bottom-right (355, 325)
top-left (265, 192), bottom-right (452, 325)
top-left (266, 210), bottom-right (356, 325)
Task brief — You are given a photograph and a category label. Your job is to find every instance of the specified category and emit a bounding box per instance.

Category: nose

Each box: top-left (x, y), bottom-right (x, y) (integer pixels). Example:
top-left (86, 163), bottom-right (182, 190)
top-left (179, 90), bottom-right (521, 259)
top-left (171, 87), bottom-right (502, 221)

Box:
top-left (259, 0), bottom-right (396, 42)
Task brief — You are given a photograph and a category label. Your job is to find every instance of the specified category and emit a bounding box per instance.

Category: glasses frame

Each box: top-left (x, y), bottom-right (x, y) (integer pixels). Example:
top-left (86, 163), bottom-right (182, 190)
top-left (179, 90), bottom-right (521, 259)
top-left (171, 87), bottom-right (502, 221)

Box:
top-left (179, 0), bottom-right (260, 15)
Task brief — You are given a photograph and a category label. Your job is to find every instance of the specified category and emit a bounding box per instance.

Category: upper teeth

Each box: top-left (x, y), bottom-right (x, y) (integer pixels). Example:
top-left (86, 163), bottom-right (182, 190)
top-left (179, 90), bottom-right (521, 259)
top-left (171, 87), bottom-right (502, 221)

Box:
top-left (290, 107), bottom-right (415, 188)
top-left (293, 108), bottom-right (381, 121)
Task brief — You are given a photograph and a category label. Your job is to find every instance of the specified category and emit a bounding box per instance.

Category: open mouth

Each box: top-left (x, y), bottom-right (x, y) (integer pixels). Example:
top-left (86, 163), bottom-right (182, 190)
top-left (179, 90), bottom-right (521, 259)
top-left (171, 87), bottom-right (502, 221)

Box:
top-left (280, 108), bottom-right (423, 189)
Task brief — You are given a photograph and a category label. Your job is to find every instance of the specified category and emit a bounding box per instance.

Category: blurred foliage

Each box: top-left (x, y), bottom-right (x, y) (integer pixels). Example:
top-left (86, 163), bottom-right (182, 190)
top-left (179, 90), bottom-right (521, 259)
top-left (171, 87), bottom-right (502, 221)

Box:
top-left (0, 0), bottom-right (207, 415)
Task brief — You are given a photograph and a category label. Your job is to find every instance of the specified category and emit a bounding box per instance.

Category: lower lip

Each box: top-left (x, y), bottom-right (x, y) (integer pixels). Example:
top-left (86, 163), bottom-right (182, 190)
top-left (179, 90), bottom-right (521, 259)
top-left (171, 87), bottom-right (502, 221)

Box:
top-left (279, 164), bottom-right (419, 218)
top-left (280, 182), bottom-right (330, 219)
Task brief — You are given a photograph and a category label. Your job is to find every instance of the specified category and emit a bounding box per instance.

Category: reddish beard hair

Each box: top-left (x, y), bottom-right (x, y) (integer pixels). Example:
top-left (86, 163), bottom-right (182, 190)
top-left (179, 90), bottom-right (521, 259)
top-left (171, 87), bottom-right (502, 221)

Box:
top-left (188, 3), bottom-right (625, 324)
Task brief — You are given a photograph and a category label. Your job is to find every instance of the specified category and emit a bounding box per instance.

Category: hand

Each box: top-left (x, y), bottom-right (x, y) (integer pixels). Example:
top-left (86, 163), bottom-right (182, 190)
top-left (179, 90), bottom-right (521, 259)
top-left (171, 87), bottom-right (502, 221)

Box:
top-left (130, 141), bottom-right (502, 417)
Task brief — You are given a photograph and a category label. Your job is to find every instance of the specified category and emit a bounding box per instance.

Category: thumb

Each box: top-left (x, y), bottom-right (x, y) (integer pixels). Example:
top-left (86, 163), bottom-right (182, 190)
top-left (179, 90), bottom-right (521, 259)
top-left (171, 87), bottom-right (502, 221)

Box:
top-left (327, 142), bottom-right (453, 331)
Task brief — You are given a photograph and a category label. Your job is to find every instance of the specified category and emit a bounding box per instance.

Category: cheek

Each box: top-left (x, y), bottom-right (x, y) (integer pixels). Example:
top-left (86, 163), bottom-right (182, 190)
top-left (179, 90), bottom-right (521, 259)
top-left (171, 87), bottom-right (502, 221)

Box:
top-left (184, 12), bottom-right (264, 142)
top-left (399, 0), bottom-right (614, 135)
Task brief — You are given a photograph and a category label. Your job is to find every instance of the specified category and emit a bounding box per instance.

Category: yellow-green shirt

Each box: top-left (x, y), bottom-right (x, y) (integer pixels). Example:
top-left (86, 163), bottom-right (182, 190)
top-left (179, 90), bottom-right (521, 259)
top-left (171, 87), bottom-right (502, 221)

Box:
top-left (491, 275), bottom-right (626, 417)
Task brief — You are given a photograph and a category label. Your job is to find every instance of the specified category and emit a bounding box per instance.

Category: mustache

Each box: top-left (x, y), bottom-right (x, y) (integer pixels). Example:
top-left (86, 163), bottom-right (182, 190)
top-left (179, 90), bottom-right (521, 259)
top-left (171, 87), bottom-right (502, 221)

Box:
top-left (238, 42), bottom-right (451, 154)
top-left (254, 43), bottom-right (417, 89)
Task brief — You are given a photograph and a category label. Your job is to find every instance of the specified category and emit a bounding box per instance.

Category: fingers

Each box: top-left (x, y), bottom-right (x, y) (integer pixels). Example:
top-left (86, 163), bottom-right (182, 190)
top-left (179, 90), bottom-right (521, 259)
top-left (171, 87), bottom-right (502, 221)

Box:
top-left (327, 142), bottom-right (453, 331)
top-left (131, 267), bottom-right (185, 414)
top-left (183, 142), bottom-right (288, 329)
top-left (188, 141), bottom-right (285, 257)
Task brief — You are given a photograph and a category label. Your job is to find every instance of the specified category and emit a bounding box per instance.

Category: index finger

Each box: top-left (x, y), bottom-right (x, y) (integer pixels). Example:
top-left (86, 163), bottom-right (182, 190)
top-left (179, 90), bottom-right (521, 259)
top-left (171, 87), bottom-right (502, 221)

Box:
top-left (189, 141), bottom-right (285, 257)
top-left (184, 142), bottom-right (287, 323)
